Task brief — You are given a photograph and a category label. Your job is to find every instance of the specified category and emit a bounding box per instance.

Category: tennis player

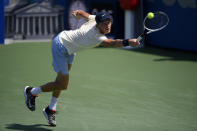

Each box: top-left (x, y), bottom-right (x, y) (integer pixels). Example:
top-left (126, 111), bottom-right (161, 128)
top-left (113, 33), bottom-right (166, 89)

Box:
top-left (24, 10), bottom-right (140, 126)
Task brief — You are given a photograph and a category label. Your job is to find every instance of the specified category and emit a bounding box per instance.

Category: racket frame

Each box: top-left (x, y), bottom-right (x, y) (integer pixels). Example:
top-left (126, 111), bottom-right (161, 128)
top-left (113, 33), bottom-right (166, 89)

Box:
top-left (137, 11), bottom-right (169, 42)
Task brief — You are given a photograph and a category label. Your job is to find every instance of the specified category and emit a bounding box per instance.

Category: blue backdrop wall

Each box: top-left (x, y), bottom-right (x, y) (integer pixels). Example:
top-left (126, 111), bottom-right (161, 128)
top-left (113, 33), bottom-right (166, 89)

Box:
top-left (143, 0), bottom-right (197, 51)
top-left (0, 0), bottom-right (4, 44)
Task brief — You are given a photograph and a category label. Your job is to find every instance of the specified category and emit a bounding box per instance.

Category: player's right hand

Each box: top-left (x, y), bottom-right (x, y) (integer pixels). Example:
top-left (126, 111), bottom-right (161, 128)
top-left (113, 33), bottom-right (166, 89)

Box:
top-left (129, 39), bottom-right (140, 47)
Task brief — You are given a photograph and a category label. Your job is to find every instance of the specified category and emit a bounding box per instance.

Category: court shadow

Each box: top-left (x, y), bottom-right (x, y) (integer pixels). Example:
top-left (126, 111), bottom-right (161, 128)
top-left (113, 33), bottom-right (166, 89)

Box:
top-left (131, 46), bottom-right (197, 62)
top-left (5, 123), bottom-right (53, 131)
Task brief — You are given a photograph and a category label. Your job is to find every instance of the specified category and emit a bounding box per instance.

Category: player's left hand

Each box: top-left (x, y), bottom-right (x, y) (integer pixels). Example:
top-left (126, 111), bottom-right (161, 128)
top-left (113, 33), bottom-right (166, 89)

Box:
top-left (72, 10), bottom-right (81, 20)
top-left (129, 39), bottom-right (140, 47)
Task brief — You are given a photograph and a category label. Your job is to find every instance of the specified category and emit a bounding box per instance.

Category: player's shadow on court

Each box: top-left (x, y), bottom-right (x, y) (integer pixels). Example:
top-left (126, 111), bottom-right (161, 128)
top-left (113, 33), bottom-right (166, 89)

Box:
top-left (5, 123), bottom-right (53, 131)
top-left (132, 46), bottom-right (197, 62)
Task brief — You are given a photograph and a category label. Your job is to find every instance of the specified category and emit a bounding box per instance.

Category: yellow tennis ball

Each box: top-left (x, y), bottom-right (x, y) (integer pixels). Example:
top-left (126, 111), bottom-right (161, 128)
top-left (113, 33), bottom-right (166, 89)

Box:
top-left (147, 12), bottom-right (154, 19)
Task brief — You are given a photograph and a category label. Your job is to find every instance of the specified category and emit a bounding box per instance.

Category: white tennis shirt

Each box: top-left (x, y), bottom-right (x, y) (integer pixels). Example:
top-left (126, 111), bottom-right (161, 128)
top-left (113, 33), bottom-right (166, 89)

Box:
top-left (59, 15), bottom-right (107, 55)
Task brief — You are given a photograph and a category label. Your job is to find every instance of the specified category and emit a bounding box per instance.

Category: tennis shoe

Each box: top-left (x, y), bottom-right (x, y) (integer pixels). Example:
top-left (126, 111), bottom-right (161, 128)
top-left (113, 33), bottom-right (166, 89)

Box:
top-left (43, 106), bottom-right (56, 127)
top-left (24, 86), bottom-right (37, 111)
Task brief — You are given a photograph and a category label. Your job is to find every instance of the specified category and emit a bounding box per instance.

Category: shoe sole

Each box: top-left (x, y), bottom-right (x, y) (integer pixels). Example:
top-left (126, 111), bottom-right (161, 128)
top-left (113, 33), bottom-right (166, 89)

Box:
top-left (43, 108), bottom-right (49, 121)
top-left (42, 109), bottom-right (56, 127)
top-left (24, 86), bottom-right (30, 108)
top-left (24, 86), bottom-right (35, 111)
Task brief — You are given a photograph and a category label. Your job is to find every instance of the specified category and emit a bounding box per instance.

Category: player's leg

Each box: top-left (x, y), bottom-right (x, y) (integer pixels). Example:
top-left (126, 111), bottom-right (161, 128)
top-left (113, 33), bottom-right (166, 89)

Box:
top-left (49, 64), bottom-right (72, 98)
top-left (24, 33), bottom-right (75, 126)
top-left (43, 64), bottom-right (72, 126)
top-left (37, 64), bottom-right (74, 126)
top-left (42, 48), bottom-right (72, 126)
top-left (68, 64), bottom-right (72, 71)
top-left (24, 72), bottom-right (69, 112)
top-left (46, 64), bottom-right (72, 109)
top-left (47, 64), bottom-right (72, 112)
top-left (41, 72), bottom-right (69, 92)
top-left (24, 34), bottom-right (69, 112)
top-left (42, 63), bottom-right (73, 126)
top-left (24, 37), bottom-right (69, 111)
top-left (42, 72), bottom-right (69, 126)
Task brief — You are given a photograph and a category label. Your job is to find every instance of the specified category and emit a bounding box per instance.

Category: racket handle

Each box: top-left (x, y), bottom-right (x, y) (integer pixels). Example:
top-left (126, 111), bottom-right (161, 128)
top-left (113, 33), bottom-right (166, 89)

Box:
top-left (137, 32), bottom-right (145, 42)
top-left (137, 36), bottom-right (143, 42)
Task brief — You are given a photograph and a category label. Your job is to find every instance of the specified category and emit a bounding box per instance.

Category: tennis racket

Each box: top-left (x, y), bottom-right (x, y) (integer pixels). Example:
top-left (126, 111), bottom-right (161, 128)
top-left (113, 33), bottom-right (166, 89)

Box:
top-left (137, 11), bottom-right (169, 42)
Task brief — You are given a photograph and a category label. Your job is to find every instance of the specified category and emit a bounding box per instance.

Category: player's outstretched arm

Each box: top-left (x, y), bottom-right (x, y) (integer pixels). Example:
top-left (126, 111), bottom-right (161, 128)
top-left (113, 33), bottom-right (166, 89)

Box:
top-left (72, 10), bottom-right (90, 20)
top-left (100, 39), bottom-right (140, 48)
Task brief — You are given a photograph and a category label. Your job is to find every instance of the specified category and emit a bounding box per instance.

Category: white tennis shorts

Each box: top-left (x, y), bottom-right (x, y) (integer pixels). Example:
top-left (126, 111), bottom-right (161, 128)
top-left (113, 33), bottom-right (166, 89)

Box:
top-left (51, 34), bottom-right (75, 75)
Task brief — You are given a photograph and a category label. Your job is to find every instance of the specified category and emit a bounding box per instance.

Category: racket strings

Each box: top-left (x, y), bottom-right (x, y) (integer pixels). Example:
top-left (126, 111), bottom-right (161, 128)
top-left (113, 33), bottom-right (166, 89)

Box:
top-left (144, 12), bottom-right (169, 31)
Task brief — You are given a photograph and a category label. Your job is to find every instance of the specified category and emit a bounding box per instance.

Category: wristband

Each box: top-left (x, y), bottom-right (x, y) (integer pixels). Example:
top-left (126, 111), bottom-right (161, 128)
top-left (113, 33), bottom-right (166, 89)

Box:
top-left (122, 39), bottom-right (129, 46)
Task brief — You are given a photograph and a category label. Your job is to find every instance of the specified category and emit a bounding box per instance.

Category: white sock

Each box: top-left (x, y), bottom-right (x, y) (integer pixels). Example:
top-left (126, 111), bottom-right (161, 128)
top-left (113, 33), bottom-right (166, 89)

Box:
top-left (49, 96), bottom-right (58, 111)
top-left (30, 86), bottom-right (42, 95)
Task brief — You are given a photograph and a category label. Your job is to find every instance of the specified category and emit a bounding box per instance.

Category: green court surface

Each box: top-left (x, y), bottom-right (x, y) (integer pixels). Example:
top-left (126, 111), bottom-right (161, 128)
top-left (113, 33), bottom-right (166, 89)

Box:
top-left (0, 42), bottom-right (197, 131)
